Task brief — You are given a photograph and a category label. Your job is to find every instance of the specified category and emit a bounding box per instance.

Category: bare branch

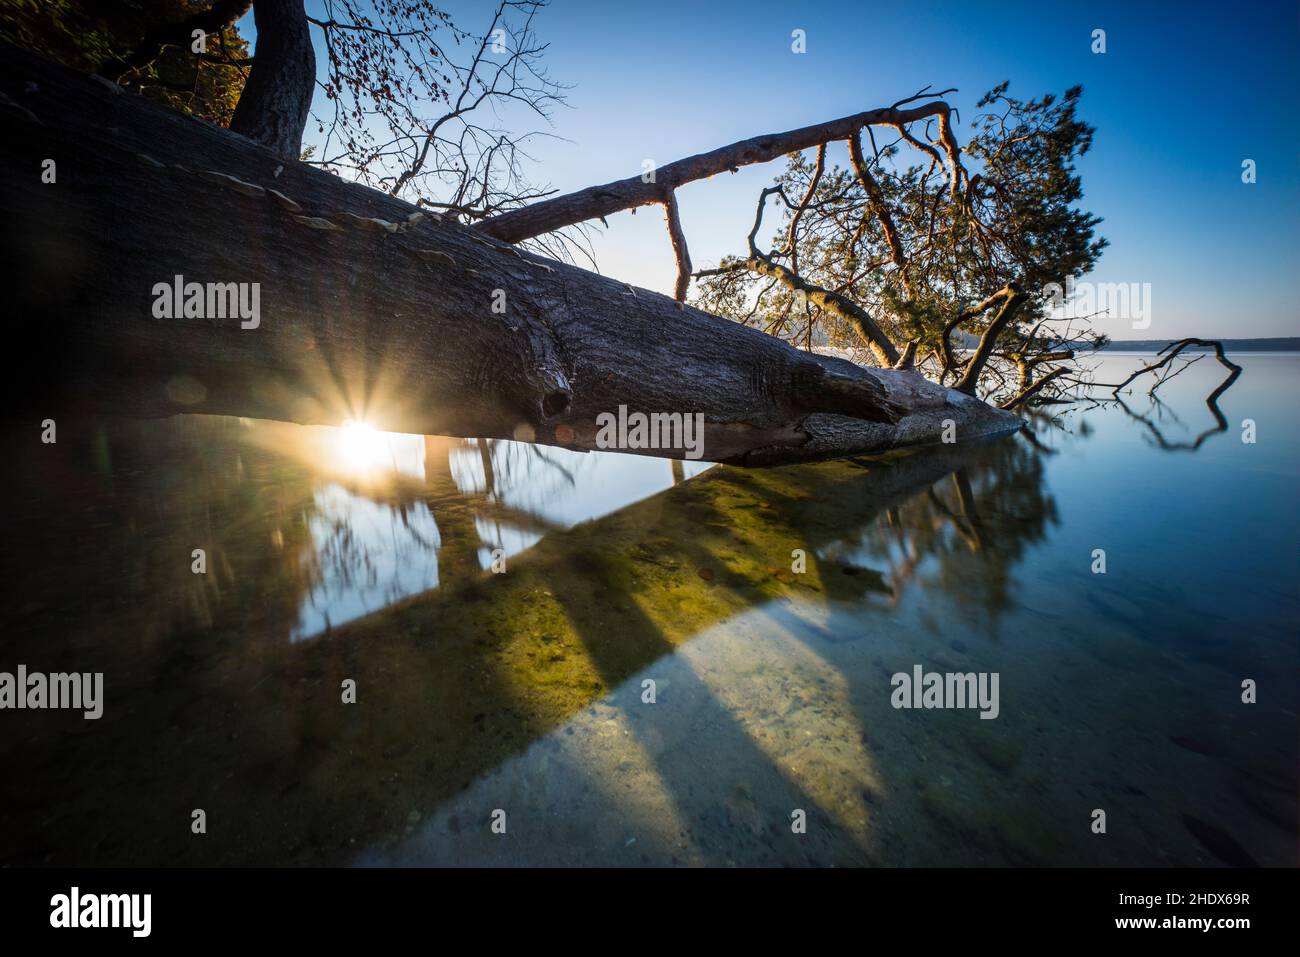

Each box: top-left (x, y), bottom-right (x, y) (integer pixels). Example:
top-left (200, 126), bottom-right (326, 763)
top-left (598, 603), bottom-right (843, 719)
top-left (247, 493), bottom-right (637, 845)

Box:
top-left (848, 131), bottom-right (910, 295)
top-left (663, 190), bottom-right (693, 302)
top-left (1002, 366), bottom-right (1069, 410)
top-left (477, 99), bottom-right (961, 243)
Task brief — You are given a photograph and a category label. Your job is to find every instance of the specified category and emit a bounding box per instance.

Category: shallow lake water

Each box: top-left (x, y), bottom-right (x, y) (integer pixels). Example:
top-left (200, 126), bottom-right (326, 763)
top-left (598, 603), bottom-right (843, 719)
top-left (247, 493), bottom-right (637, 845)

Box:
top-left (0, 354), bottom-right (1295, 866)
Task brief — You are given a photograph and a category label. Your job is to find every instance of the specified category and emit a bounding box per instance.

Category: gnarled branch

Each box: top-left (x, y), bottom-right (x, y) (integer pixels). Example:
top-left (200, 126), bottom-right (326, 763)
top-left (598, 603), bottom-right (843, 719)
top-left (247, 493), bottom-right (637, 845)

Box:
top-left (663, 190), bottom-right (692, 302)
top-left (954, 286), bottom-right (1027, 395)
top-left (476, 99), bottom-right (963, 245)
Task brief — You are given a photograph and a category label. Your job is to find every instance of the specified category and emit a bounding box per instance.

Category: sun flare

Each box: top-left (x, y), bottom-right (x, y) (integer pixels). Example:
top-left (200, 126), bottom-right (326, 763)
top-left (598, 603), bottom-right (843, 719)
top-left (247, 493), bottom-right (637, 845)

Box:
top-left (337, 419), bottom-right (390, 472)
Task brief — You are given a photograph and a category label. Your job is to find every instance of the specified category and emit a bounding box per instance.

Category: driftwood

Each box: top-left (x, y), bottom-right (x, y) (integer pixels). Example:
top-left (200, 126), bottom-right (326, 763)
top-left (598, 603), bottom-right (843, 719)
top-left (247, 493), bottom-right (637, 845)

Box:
top-left (0, 44), bottom-right (1020, 465)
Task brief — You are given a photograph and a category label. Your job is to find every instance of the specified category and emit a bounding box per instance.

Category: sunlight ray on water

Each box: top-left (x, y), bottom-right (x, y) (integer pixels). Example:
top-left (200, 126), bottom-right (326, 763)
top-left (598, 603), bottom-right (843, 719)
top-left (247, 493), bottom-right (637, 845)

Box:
top-left (675, 601), bottom-right (884, 854)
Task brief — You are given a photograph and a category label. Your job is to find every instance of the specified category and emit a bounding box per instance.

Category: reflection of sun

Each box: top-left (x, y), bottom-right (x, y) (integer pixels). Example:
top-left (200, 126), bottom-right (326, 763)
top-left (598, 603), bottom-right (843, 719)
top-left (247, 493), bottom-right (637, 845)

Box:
top-left (337, 419), bottom-right (389, 472)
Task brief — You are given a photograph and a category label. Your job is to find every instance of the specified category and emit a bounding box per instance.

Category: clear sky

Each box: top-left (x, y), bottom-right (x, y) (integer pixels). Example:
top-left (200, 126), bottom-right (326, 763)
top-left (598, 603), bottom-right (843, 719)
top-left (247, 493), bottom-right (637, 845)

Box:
top-left (247, 0), bottom-right (1300, 340)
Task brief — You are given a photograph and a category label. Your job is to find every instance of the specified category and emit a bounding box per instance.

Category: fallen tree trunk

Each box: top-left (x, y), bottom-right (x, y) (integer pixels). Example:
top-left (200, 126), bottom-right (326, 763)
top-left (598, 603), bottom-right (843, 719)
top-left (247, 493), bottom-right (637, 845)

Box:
top-left (0, 44), bottom-right (1020, 466)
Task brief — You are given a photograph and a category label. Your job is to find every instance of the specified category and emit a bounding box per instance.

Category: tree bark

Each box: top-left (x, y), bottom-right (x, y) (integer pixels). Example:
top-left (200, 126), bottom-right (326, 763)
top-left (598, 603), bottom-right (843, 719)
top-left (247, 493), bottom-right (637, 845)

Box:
top-left (0, 44), bottom-right (1020, 466)
top-left (228, 0), bottom-right (313, 160)
top-left (953, 286), bottom-right (1026, 395)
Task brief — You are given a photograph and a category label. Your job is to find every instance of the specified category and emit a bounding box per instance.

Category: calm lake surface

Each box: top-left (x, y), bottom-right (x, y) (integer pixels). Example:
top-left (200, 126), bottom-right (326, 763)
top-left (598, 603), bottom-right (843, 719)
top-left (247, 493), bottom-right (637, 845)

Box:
top-left (1, 354), bottom-right (1295, 866)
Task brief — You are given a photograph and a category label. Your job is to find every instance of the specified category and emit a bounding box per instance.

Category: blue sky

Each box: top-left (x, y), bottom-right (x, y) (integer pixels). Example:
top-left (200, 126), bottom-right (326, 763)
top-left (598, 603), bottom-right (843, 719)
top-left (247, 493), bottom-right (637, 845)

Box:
top-left (245, 0), bottom-right (1299, 339)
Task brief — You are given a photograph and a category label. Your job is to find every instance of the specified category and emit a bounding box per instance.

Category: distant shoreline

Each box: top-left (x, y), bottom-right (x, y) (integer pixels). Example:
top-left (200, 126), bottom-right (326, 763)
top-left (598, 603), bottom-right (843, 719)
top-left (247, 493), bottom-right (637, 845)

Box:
top-left (943, 335), bottom-right (1299, 353)
top-left (1097, 337), bottom-right (1300, 352)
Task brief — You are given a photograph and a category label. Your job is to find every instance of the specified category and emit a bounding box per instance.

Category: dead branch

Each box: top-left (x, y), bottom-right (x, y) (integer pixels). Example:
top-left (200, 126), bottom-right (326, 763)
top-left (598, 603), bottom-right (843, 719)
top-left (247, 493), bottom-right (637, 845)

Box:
top-left (1002, 366), bottom-right (1069, 410)
top-left (848, 130), bottom-right (911, 295)
top-left (475, 98), bottom-right (963, 245)
top-left (1110, 338), bottom-right (1242, 401)
top-left (663, 191), bottom-right (692, 302)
